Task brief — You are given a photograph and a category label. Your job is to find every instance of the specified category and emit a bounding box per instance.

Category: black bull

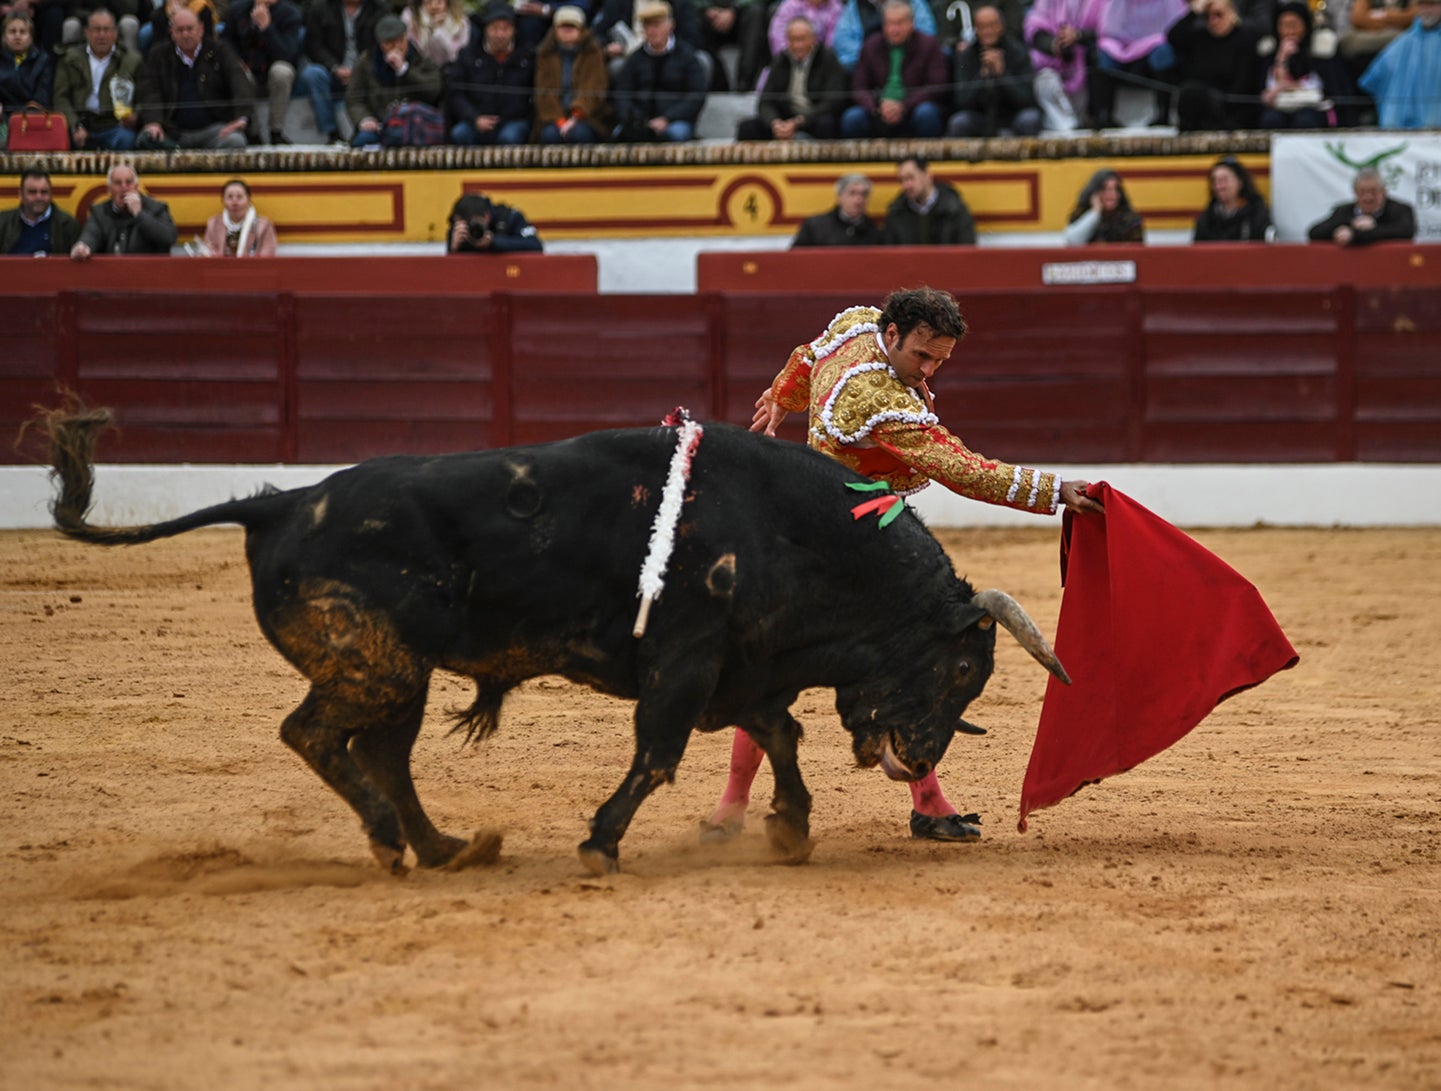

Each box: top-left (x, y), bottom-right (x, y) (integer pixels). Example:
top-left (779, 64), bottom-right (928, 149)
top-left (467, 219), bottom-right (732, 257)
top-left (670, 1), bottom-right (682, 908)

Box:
top-left (42, 411), bottom-right (1068, 875)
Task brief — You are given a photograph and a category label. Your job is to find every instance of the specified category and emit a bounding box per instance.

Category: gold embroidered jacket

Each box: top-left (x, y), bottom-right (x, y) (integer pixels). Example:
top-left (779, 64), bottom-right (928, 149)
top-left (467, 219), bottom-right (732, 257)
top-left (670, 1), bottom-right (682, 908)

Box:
top-left (770, 306), bottom-right (1063, 512)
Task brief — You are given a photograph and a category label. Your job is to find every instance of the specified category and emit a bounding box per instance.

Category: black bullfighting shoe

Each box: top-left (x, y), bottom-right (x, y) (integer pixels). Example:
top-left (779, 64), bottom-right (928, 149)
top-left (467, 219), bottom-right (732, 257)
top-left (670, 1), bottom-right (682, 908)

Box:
top-left (909, 811), bottom-right (983, 842)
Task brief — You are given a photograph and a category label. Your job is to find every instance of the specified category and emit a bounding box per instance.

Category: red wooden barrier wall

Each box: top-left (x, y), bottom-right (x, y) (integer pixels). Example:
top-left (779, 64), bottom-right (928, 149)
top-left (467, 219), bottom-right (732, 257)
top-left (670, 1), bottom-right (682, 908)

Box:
top-left (4, 250), bottom-right (1439, 466)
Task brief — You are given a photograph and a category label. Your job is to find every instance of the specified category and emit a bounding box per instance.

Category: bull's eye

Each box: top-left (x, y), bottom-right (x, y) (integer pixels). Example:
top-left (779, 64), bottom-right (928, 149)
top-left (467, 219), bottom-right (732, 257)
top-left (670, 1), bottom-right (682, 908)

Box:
top-left (957, 659), bottom-right (971, 676)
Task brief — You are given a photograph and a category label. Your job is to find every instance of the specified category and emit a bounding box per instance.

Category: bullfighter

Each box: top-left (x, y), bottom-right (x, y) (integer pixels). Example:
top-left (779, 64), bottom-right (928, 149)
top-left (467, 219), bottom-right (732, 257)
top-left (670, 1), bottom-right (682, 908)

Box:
top-left (704, 286), bottom-right (1104, 843)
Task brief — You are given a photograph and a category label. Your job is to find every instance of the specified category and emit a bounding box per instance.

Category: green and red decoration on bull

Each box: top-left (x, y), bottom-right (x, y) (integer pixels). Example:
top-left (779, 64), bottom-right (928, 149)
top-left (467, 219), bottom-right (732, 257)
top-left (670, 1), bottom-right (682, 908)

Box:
top-left (846, 481), bottom-right (905, 528)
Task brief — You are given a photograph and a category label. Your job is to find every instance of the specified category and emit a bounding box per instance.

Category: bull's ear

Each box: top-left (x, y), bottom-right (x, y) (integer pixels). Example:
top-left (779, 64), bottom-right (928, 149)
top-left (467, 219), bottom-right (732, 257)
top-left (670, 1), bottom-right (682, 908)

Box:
top-left (949, 603), bottom-right (992, 634)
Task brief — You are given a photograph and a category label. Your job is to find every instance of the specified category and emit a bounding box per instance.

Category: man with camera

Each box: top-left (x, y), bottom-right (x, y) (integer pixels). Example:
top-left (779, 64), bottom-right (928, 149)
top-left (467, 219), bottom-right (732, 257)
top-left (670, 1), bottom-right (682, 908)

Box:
top-left (445, 193), bottom-right (543, 253)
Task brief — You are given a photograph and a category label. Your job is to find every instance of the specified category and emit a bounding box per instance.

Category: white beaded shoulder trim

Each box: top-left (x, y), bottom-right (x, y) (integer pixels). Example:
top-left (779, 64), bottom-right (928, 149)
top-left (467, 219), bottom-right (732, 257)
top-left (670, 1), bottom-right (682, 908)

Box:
top-left (817, 361), bottom-right (938, 445)
top-left (809, 307), bottom-right (880, 359)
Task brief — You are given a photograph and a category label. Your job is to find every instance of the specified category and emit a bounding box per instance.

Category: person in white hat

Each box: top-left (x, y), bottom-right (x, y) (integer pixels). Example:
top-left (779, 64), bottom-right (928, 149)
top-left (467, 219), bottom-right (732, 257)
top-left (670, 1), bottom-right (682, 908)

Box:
top-left (533, 4), bottom-right (614, 141)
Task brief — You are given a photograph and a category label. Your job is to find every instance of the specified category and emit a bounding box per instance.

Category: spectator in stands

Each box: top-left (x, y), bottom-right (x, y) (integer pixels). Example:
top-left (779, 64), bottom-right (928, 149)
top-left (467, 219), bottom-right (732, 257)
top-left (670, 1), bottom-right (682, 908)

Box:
top-left (347, 13), bottom-right (444, 147)
top-left (736, 14), bottom-right (847, 139)
top-left (1025, 0), bottom-right (1106, 131)
top-left (447, 1), bottom-right (535, 146)
top-left (53, 8), bottom-right (141, 150)
top-left (1306, 165), bottom-right (1417, 244)
top-left (883, 153), bottom-right (976, 244)
top-left (139, 7), bottom-right (256, 149)
top-left (1358, 0), bottom-right (1441, 128)
top-left (1064, 168), bottom-right (1145, 244)
top-left (832, 0), bottom-right (937, 70)
top-left (139, 0), bottom-right (216, 60)
top-left (301, 0), bottom-right (388, 147)
top-left (841, 0), bottom-right (947, 137)
top-left (1, 167), bottom-right (80, 256)
top-left (69, 162), bottom-right (177, 259)
top-left (532, 5), bottom-right (611, 143)
top-left (1192, 155), bottom-right (1272, 240)
top-left (1, 14), bottom-right (53, 116)
top-left (792, 172), bottom-right (883, 245)
top-left (697, 0), bottom-right (768, 90)
top-left (1092, 0), bottom-right (1185, 128)
top-left (1341, 0), bottom-right (1417, 79)
top-left (223, 0), bottom-right (307, 145)
top-left (1167, 0), bottom-right (1261, 130)
top-left (611, 0), bottom-right (708, 141)
top-left (402, 0), bottom-right (471, 66)
top-left (594, 0), bottom-right (705, 69)
top-left (769, 0), bottom-right (844, 57)
top-left (54, 0), bottom-right (141, 55)
top-left (446, 192), bottom-right (544, 252)
top-left (196, 179), bottom-right (278, 256)
top-left (1256, 0), bottom-right (1354, 128)
top-left (947, 4), bottom-right (1042, 135)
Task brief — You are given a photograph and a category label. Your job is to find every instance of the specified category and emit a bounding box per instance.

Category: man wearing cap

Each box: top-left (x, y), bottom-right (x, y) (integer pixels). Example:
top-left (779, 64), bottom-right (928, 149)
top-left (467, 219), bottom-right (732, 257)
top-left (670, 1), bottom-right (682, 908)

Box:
top-left (702, 286), bottom-right (1103, 845)
top-left (447, 0), bottom-right (535, 145)
top-left (445, 192), bottom-right (544, 252)
top-left (611, 0), bottom-right (708, 140)
top-left (345, 11), bottom-right (443, 147)
top-left (533, 4), bottom-right (613, 143)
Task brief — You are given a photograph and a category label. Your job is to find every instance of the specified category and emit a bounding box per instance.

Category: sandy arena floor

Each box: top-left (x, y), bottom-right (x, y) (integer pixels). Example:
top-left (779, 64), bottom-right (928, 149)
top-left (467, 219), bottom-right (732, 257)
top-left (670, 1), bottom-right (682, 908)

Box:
top-left (1, 523), bottom-right (1438, 1090)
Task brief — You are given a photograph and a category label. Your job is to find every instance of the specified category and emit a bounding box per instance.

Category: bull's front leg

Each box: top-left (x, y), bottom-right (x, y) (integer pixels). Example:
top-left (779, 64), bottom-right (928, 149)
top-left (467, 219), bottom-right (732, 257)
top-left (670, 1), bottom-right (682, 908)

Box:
top-left (579, 690), bottom-right (701, 875)
top-left (743, 712), bottom-right (813, 864)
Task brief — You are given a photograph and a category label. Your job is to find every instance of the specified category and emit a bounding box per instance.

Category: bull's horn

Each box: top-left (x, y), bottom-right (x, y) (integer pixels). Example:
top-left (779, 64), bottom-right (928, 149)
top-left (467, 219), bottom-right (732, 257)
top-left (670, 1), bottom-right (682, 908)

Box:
top-left (972, 589), bottom-right (1072, 685)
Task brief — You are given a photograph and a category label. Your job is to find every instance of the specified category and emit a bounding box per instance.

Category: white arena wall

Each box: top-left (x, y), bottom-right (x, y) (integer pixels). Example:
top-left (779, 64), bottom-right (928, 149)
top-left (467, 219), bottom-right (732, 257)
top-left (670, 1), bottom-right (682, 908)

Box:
top-left (4, 463), bottom-right (1439, 530)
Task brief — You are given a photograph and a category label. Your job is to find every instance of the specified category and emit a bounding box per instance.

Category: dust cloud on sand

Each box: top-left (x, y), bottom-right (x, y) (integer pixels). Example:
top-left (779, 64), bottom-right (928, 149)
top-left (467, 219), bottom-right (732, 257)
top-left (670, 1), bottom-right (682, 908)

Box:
top-left (2, 526), bottom-right (1438, 1089)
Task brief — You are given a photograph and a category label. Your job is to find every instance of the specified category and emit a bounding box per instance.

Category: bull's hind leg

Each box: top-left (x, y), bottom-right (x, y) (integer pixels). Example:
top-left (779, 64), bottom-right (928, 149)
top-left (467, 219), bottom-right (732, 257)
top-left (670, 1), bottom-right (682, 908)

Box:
top-left (741, 712), bottom-right (813, 864)
top-left (280, 689), bottom-right (409, 873)
top-left (348, 687), bottom-right (480, 870)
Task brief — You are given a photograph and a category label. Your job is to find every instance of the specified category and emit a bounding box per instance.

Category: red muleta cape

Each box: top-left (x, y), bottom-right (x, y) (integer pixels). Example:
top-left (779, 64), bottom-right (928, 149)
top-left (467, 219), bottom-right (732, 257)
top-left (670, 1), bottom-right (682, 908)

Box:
top-left (1018, 483), bottom-right (1299, 830)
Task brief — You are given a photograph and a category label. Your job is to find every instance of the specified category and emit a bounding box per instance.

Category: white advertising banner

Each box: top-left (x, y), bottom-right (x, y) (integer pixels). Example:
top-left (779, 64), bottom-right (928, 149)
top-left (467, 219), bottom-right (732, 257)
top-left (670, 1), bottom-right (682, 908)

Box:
top-left (1270, 132), bottom-right (1441, 243)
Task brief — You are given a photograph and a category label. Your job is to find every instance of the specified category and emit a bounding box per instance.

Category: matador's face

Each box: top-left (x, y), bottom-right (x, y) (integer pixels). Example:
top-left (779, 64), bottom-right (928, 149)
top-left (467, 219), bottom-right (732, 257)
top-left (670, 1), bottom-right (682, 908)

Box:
top-left (883, 323), bottom-right (956, 389)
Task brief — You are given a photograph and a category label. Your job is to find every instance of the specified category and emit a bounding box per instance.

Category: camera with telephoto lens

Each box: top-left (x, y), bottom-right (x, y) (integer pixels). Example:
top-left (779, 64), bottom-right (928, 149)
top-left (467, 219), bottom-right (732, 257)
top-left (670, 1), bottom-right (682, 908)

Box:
top-left (467, 218), bottom-right (490, 237)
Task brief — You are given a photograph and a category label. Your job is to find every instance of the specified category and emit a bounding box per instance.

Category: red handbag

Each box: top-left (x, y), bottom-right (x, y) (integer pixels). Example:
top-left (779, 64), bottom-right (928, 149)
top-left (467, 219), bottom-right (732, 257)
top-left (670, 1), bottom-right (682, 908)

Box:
top-left (7, 102), bottom-right (71, 152)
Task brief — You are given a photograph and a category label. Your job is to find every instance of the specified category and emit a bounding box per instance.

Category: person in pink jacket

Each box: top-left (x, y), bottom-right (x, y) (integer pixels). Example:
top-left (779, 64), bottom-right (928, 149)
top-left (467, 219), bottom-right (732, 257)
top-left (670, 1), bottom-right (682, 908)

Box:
top-left (199, 179), bottom-right (279, 257)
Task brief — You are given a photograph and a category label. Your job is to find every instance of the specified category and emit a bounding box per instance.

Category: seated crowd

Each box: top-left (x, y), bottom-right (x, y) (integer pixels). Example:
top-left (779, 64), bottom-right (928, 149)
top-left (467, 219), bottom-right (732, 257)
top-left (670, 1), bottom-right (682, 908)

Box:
top-left (1, 0), bottom-right (1436, 148)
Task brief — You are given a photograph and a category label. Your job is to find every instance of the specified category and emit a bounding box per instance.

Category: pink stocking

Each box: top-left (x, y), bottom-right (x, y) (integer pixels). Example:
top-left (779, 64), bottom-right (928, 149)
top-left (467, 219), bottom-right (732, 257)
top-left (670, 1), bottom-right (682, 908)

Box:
top-left (908, 769), bottom-right (956, 817)
top-left (706, 728), bottom-right (765, 828)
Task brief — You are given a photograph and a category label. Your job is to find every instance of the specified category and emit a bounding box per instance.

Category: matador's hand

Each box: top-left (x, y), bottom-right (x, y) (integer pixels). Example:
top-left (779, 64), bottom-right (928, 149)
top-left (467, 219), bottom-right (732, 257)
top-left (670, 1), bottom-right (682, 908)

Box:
top-left (1060, 479), bottom-right (1105, 515)
top-left (751, 391), bottom-right (787, 436)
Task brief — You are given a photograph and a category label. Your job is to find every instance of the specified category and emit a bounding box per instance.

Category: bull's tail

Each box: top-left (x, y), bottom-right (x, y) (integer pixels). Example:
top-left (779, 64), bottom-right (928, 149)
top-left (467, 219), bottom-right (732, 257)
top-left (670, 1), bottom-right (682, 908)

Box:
top-left (31, 396), bottom-right (286, 546)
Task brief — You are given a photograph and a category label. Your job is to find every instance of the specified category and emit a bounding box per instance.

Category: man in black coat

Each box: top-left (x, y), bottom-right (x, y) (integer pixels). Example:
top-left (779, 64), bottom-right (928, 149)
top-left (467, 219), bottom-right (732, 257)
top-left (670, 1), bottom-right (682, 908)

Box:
top-left (946, 4), bottom-right (1042, 136)
top-left (222, 0), bottom-right (307, 144)
top-left (611, 0), bottom-right (707, 141)
top-left (1306, 166), bottom-right (1417, 246)
top-left (138, 6), bottom-right (256, 148)
top-left (1, 168), bottom-right (81, 256)
top-left (736, 15), bottom-right (846, 140)
top-left (68, 163), bottom-right (177, 260)
top-left (300, 0), bottom-right (389, 144)
top-left (791, 174), bottom-right (884, 246)
top-left (446, 1), bottom-right (535, 145)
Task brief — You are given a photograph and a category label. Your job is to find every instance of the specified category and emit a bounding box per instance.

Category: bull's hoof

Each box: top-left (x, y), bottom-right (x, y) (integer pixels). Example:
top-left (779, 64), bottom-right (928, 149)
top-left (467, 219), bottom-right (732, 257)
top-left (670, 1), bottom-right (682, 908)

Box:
top-left (764, 813), bottom-right (813, 865)
top-left (698, 814), bottom-right (744, 845)
top-left (909, 811), bottom-right (983, 843)
top-left (442, 830), bottom-right (503, 871)
top-left (578, 842), bottom-right (620, 876)
top-left (368, 839), bottom-right (410, 877)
